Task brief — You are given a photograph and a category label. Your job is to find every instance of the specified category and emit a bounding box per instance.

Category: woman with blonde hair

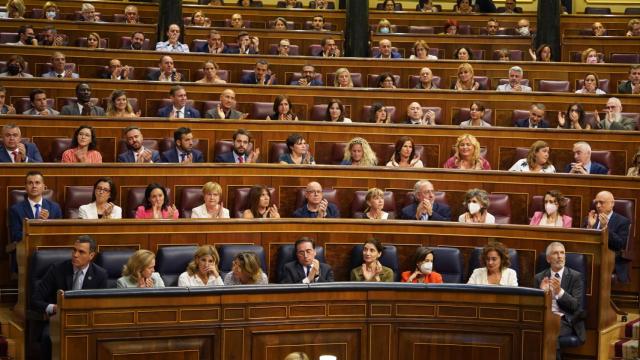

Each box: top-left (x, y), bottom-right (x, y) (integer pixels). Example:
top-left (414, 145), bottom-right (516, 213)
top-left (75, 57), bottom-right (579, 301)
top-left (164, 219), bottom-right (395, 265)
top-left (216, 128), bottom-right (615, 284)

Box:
top-left (178, 245), bottom-right (223, 286)
top-left (106, 90), bottom-right (139, 118)
top-left (223, 251), bottom-right (268, 285)
top-left (191, 181), bottom-right (230, 219)
top-left (6, 0), bottom-right (25, 18)
top-left (363, 188), bottom-right (389, 220)
top-left (43, 1), bottom-right (59, 19)
top-left (284, 352), bottom-right (309, 360)
top-left (444, 134), bottom-right (491, 170)
top-left (452, 63), bottom-right (480, 91)
top-left (509, 140), bottom-right (555, 173)
top-left (334, 68), bottom-right (353, 88)
top-left (376, 18), bottom-right (393, 34)
top-left (581, 48), bottom-right (601, 64)
top-left (86, 32), bottom-right (102, 49)
top-left (341, 137), bottom-right (377, 166)
top-left (196, 60), bottom-right (227, 84)
top-left (117, 250), bottom-right (165, 288)
top-left (191, 10), bottom-right (211, 27)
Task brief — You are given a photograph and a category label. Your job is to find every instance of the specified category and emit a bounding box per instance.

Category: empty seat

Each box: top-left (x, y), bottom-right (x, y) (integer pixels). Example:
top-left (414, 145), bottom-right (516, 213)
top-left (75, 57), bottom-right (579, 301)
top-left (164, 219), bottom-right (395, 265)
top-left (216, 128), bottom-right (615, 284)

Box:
top-left (350, 190), bottom-right (396, 219)
top-left (269, 142), bottom-right (289, 163)
top-left (453, 108), bottom-right (493, 125)
top-left (590, 150), bottom-right (613, 175)
top-left (307, 44), bottom-right (323, 56)
top-left (95, 249), bottom-right (136, 288)
top-left (155, 245), bottom-right (199, 286)
top-left (276, 244), bottom-right (326, 283)
top-left (0, 32), bottom-right (18, 44)
top-left (584, 6), bottom-right (611, 14)
top-left (310, 104), bottom-right (328, 121)
top-left (252, 102), bottom-right (274, 120)
top-left (50, 138), bottom-right (71, 162)
top-left (408, 26), bottom-right (434, 34)
top-left (625, 8), bottom-right (640, 14)
top-left (470, 49), bottom-right (485, 60)
top-left (64, 186), bottom-right (94, 219)
top-left (229, 187), bottom-right (276, 218)
top-left (538, 80), bottom-right (571, 92)
top-left (468, 247), bottom-right (520, 281)
top-left (510, 109), bottom-right (531, 125)
top-left (177, 187), bottom-right (203, 218)
top-left (277, 0), bottom-right (303, 7)
top-left (350, 244), bottom-right (399, 281)
top-left (488, 193), bottom-right (511, 224)
top-left (430, 247), bottom-right (463, 283)
top-left (610, 54), bottom-right (640, 64)
top-left (218, 244), bottom-right (267, 277)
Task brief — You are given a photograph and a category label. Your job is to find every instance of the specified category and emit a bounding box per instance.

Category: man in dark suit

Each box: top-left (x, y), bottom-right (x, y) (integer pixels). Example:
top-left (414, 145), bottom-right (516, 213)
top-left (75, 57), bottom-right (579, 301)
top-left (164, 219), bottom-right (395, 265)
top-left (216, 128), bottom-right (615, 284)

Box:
top-left (317, 36), bottom-right (341, 57)
top-left (9, 171), bottom-right (62, 243)
top-left (160, 127), bottom-right (204, 163)
top-left (240, 59), bottom-right (276, 85)
top-left (117, 126), bottom-right (160, 163)
top-left (195, 29), bottom-right (232, 54)
top-left (146, 55), bottom-right (183, 82)
top-left (534, 242), bottom-right (585, 360)
top-left (101, 59), bottom-right (130, 80)
top-left (564, 141), bottom-right (608, 175)
top-left (214, 128), bottom-right (260, 163)
top-left (374, 39), bottom-right (402, 59)
top-left (280, 237), bottom-right (334, 283)
top-left (0, 124), bottom-right (43, 163)
top-left (617, 64), bottom-right (640, 94)
top-left (584, 191), bottom-right (631, 283)
top-left (32, 235), bottom-right (108, 360)
top-left (60, 83), bottom-right (105, 116)
top-left (157, 85), bottom-right (201, 118)
top-left (401, 180), bottom-right (451, 221)
top-left (514, 103), bottom-right (550, 128)
top-left (225, 31), bottom-right (259, 55)
top-left (290, 65), bottom-right (324, 86)
top-left (205, 89), bottom-right (246, 119)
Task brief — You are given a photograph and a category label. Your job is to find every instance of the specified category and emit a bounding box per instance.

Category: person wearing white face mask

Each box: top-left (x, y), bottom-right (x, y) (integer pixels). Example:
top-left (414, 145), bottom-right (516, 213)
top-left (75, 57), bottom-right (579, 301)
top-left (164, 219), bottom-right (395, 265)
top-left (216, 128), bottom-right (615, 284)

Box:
top-left (458, 189), bottom-right (495, 224)
top-left (401, 247), bottom-right (443, 283)
top-left (515, 18), bottom-right (530, 36)
top-left (530, 190), bottom-right (573, 228)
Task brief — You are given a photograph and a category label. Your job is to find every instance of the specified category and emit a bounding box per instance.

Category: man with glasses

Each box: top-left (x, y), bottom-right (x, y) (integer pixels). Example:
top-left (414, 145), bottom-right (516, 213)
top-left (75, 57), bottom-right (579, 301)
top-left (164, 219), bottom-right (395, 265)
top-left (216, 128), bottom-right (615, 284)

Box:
top-left (280, 237), bottom-right (334, 283)
top-left (401, 180), bottom-right (451, 221)
top-left (292, 182), bottom-right (340, 218)
top-left (595, 97), bottom-right (637, 130)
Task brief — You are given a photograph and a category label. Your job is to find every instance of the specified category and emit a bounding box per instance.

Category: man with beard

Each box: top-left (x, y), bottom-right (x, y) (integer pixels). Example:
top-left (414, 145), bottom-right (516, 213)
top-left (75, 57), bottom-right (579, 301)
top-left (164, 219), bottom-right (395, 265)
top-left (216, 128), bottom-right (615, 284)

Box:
top-left (594, 97), bottom-right (637, 130)
top-left (160, 127), bottom-right (204, 163)
top-left (117, 126), bottom-right (160, 163)
top-left (125, 31), bottom-right (147, 50)
top-left (214, 128), bottom-right (260, 163)
top-left (22, 89), bottom-right (59, 115)
top-left (205, 89), bottom-right (246, 119)
top-left (61, 83), bottom-right (105, 116)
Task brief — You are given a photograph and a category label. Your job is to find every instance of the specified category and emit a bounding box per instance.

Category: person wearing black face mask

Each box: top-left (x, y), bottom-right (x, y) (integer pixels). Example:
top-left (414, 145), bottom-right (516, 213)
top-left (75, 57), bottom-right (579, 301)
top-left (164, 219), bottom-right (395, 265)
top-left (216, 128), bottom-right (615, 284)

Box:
top-left (0, 55), bottom-right (32, 78)
top-left (7, 24), bottom-right (37, 46)
top-left (61, 83), bottom-right (105, 116)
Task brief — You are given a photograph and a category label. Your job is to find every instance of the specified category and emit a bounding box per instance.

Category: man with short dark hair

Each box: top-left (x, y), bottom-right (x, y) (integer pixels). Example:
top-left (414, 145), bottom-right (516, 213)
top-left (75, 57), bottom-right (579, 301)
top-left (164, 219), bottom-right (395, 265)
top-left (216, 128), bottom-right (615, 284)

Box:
top-left (280, 237), bottom-right (334, 283)
top-left (205, 89), bottom-right (246, 119)
top-left (228, 31), bottom-right (259, 54)
top-left (401, 180), bottom-right (451, 221)
top-left (0, 124), bottom-right (43, 162)
top-left (41, 52), bottom-right (79, 78)
top-left (291, 64), bottom-right (323, 86)
top-left (61, 83), bottom-right (105, 116)
top-left (311, 15), bottom-right (327, 31)
top-left (617, 64), bottom-right (640, 94)
top-left (292, 182), bottom-right (340, 218)
top-left (196, 29), bottom-right (230, 54)
top-left (215, 129), bottom-right (260, 163)
top-left (117, 126), bottom-right (160, 163)
top-left (23, 89), bottom-right (58, 115)
top-left (515, 103), bottom-right (549, 128)
top-left (486, 18), bottom-right (500, 35)
top-left (127, 31), bottom-right (146, 50)
top-left (160, 127), bottom-right (204, 163)
top-left (240, 60), bottom-right (276, 85)
top-left (6, 24), bottom-right (37, 46)
top-left (317, 36), bottom-right (340, 57)
top-left (157, 85), bottom-right (200, 118)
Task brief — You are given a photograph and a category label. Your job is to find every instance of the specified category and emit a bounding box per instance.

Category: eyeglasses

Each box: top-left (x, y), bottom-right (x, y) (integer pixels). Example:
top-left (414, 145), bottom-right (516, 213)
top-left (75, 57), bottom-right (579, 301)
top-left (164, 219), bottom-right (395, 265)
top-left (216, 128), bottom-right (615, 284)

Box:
top-left (306, 190), bottom-right (322, 194)
top-left (95, 187), bottom-right (111, 193)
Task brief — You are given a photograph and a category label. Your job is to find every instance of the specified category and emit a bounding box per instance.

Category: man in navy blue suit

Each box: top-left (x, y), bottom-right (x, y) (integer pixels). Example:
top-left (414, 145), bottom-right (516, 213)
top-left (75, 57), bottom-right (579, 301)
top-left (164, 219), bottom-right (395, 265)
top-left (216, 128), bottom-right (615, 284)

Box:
top-left (584, 191), bottom-right (631, 283)
top-left (400, 180), bottom-right (451, 221)
top-left (157, 85), bottom-right (201, 118)
top-left (240, 59), bottom-right (276, 85)
top-left (160, 127), bottom-right (204, 163)
top-left (374, 39), bottom-right (402, 59)
top-left (280, 237), bottom-right (334, 284)
top-left (290, 65), bottom-right (324, 86)
top-left (195, 29), bottom-right (232, 54)
top-left (9, 171), bottom-right (62, 243)
top-left (214, 128), bottom-right (260, 163)
top-left (514, 103), bottom-right (550, 128)
top-left (0, 124), bottom-right (43, 163)
top-left (564, 141), bottom-right (608, 175)
top-left (117, 126), bottom-right (160, 163)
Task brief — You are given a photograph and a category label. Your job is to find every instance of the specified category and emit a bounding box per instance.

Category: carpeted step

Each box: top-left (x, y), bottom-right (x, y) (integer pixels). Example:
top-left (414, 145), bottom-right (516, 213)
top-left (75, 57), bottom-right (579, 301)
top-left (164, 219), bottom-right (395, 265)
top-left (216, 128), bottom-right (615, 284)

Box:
top-left (0, 335), bottom-right (7, 358)
top-left (613, 339), bottom-right (638, 359)
top-left (625, 318), bottom-right (640, 340)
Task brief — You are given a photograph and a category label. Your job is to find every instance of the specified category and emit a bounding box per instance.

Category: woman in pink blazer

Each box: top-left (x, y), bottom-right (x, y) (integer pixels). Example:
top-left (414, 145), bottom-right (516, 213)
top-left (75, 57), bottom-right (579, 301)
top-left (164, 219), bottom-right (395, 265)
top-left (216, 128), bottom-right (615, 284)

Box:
top-left (530, 190), bottom-right (572, 228)
top-left (135, 183), bottom-right (179, 219)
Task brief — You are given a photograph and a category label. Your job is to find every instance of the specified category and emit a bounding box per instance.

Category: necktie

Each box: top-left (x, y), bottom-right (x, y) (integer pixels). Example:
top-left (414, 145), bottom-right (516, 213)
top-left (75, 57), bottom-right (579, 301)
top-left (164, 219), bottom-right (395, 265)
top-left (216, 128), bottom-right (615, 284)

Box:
top-left (554, 272), bottom-right (560, 278)
top-left (72, 270), bottom-right (83, 290)
top-left (306, 265), bottom-right (312, 276)
top-left (11, 150), bottom-right (18, 162)
top-left (238, 156), bottom-right (244, 163)
top-left (81, 105), bottom-right (91, 116)
top-left (180, 153), bottom-right (187, 162)
top-left (177, 110), bottom-right (182, 118)
top-left (34, 203), bottom-right (41, 219)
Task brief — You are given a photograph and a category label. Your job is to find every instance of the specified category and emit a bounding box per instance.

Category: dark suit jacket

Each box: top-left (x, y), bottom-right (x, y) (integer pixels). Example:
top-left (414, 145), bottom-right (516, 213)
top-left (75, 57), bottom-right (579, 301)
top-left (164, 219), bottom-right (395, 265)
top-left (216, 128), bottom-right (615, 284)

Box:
top-left (289, 78), bottom-right (324, 86)
top-left (534, 267), bottom-right (586, 342)
top-left (214, 151), bottom-right (245, 163)
top-left (374, 51), bottom-right (402, 59)
top-left (563, 161), bottom-right (608, 175)
top-left (160, 147), bottom-right (204, 163)
top-left (0, 143), bottom-right (43, 163)
top-left (583, 212), bottom-right (631, 282)
top-left (9, 199), bottom-right (62, 242)
top-left (240, 72), bottom-right (276, 85)
top-left (400, 202), bottom-right (451, 221)
top-left (617, 80), bottom-right (634, 94)
top-left (515, 118), bottom-right (550, 128)
top-left (194, 43), bottom-right (233, 54)
top-left (280, 260), bottom-right (334, 283)
top-left (117, 149), bottom-right (161, 163)
top-left (146, 70), bottom-right (183, 82)
top-left (225, 47), bottom-right (258, 55)
top-left (31, 260), bottom-right (108, 314)
top-left (60, 104), bottom-right (105, 116)
top-left (156, 105), bottom-right (201, 118)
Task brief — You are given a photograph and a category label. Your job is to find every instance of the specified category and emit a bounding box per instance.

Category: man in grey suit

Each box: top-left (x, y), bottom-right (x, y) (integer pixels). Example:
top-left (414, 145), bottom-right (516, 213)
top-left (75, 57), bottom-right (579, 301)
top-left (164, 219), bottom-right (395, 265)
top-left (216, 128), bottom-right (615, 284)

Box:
top-left (41, 52), bottom-right (79, 79)
top-left (61, 83), bottom-right (105, 116)
top-left (595, 97), bottom-right (637, 131)
top-left (534, 242), bottom-right (585, 360)
top-left (22, 89), bottom-right (59, 116)
top-left (205, 89), bottom-right (246, 119)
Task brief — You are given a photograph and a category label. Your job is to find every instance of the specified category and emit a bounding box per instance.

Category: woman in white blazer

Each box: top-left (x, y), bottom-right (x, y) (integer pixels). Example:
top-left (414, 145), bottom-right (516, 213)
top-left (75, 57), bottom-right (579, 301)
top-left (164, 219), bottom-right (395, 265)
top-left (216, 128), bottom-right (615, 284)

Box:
top-left (467, 241), bottom-right (518, 286)
top-left (78, 177), bottom-right (122, 219)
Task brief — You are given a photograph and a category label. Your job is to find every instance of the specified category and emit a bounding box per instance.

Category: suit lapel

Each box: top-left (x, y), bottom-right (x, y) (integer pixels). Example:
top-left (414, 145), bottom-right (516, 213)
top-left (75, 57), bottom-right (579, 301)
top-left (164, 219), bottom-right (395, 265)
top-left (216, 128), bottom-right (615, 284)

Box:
top-left (65, 261), bottom-right (74, 290)
top-left (0, 145), bottom-right (10, 162)
top-left (21, 201), bottom-right (35, 219)
top-left (297, 263), bottom-right (307, 280)
top-left (560, 267), bottom-right (572, 289)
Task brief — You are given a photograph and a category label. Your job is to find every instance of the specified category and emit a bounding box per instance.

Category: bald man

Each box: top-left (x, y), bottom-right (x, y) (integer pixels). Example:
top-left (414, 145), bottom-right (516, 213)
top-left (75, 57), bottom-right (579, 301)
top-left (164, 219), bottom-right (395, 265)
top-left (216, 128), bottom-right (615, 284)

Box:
top-left (205, 89), bottom-right (246, 119)
top-left (292, 182), bottom-right (340, 218)
top-left (595, 97), bottom-right (637, 131)
top-left (584, 191), bottom-right (631, 282)
top-left (374, 39), bottom-right (401, 59)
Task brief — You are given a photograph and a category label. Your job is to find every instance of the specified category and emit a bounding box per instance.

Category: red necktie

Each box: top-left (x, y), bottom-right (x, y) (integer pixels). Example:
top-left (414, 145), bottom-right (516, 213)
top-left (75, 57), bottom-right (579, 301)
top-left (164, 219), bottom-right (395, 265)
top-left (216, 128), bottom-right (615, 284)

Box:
top-left (11, 150), bottom-right (19, 162)
top-left (238, 156), bottom-right (244, 163)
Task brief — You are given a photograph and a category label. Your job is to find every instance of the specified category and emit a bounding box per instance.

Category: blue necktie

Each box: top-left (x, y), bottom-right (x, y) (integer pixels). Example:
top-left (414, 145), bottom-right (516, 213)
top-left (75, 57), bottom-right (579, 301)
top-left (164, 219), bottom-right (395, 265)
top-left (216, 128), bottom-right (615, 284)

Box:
top-left (180, 153), bottom-right (187, 162)
top-left (34, 204), bottom-right (41, 219)
top-left (306, 265), bottom-right (311, 276)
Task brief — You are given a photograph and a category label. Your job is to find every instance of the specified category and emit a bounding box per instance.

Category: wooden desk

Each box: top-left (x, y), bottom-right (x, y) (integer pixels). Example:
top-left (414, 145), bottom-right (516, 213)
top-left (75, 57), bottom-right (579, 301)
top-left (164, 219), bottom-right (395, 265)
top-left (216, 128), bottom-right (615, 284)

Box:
top-left (562, 36), bottom-right (640, 63)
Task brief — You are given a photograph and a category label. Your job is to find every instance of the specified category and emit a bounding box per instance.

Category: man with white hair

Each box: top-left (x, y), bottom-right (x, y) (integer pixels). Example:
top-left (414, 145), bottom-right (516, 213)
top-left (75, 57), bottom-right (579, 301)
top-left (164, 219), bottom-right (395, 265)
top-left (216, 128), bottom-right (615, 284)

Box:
top-left (374, 39), bottom-right (401, 59)
top-left (564, 141), bottom-right (608, 174)
top-left (496, 66), bottom-right (532, 92)
top-left (595, 97), bottom-right (637, 130)
top-left (400, 180), bottom-right (451, 221)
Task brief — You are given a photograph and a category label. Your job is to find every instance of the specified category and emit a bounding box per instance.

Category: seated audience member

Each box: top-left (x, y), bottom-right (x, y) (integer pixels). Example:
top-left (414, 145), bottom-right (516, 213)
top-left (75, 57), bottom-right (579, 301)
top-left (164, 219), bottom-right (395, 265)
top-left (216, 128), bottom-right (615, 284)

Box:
top-left (497, 66), bottom-right (532, 92)
top-left (581, 48), bottom-right (602, 64)
top-left (157, 85), bottom-right (201, 119)
top-left (117, 249), bottom-right (165, 288)
top-left (5, 0), bottom-right (25, 19)
top-left (369, 102), bottom-right (391, 123)
top-left (591, 21), bottom-right (606, 36)
top-left (584, 191), bottom-right (631, 282)
top-left (406, 102), bottom-right (436, 125)
top-left (452, 46), bottom-right (473, 61)
top-left (281, 237), bottom-right (334, 283)
top-left (103, 59), bottom-right (130, 80)
top-left (106, 90), bottom-right (139, 118)
top-left (351, 238), bottom-right (393, 282)
top-left (9, 171), bottom-right (62, 243)
top-left (148, 55), bottom-right (182, 82)
top-left (196, 30), bottom-right (230, 54)
top-left (458, 188), bottom-right (495, 224)
top-left (41, 52), bottom-right (79, 78)
top-left (626, 18), bottom-right (640, 36)
top-left (401, 180), bottom-right (451, 221)
top-left (266, 95), bottom-right (298, 121)
top-left (375, 39), bottom-right (402, 59)
top-left (341, 137), bottom-right (376, 166)
top-left (178, 245), bottom-right (223, 286)
top-left (155, 24), bottom-right (190, 53)
top-left (238, 0), bottom-right (259, 7)
top-left (61, 125), bottom-right (102, 163)
top-left (191, 10), bottom-right (211, 27)
top-left (85, 32), bottom-right (102, 49)
top-left (224, 251), bottom-right (268, 285)
top-left (386, 136), bottom-right (424, 168)
top-left (376, 72), bottom-right (397, 89)
top-left (362, 187), bottom-right (389, 219)
top-left (410, 41), bottom-right (438, 60)
top-left (325, 99), bottom-right (351, 122)
top-left (0, 55), bottom-right (32, 77)
top-left (509, 140), bottom-right (556, 173)
top-left (206, 89), bottom-right (247, 119)
top-left (515, 103), bottom-right (549, 128)
top-left (6, 24), bottom-right (36, 46)
top-left (594, 97), bottom-right (637, 130)
top-left (468, 242), bottom-right (518, 285)
top-left (417, 0), bottom-right (439, 12)
top-left (285, 352), bottom-right (309, 360)
top-left (455, 0), bottom-right (474, 13)
top-left (123, 5), bottom-right (139, 24)
top-left (135, 183), bottom-right (179, 219)
top-left (39, 26), bottom-right (65, 47)
top-left (534, 242), bottom-right (586, 358)
top-left (23, 89), bottom-right (59, 115)
top-left (80, 2), bottom-right (100, 22)
top-left (376, 18), bottom-right (393, 34)
top-left (127, 31), bottom-right (147, 50)
top-left (1, 124), bottom-right (43, 162)
top-left (32, 235), bottom-right (107, 360)
top-left (242, 185), bottom-right (280, 219)
top-left (79, 177), bottom-right (122, 219)
top-left (529, 43), bottom-right (553, 62)
top-left (311, 15), bottom-right (328, 31)
top-left (575, 72), bottom-right (606, 95)
top-left (443, 19), bottom-right (458, 35)
top-left (501, 0), bottom-right (520, 13)
top-left (557, 103), bottom-right (591, 130)
top-left (196, 60), bottom-right (227, 84)
top-left (279, 133), bottom-right (315, 165)
top-left (61, 83), bottom-right (105, 116)
top-left (293, 181), bottom-right (340, 218)
top-left (515, 18), bottom-right (531, 36)
top-left (402, 247), bottom-right (443, 283)
top-left (215, 128), bottom-right (260, 163)
top-left (230, 31), bottom-right (260, 55)
top-left (628, 149), bottom-right (640, 176)
top-left (486, 18), bottom-right (500, 35)
top-left (293, 64), bottom-right (323, 86)
top-left (0, 86), bottom-right (15, 114)
top-left (277, 39), bottom-right (291, 56)
top-left (43, 2), bottom-right (59, 20)
top-left (229, 13), bottom-right (245, 28)
top-left (334, 68), bottom-right (353, 88)
top-left (191, 182), bottom-right (230, 218)
top-left (241, 60), bottom-right (275, 85)
top-left (460, 101), bottom-right (491, 127)
top-left (530, 190), bottom-right (572, 227)
top-left (452, 63), bottom-right (480, 91)
top-left (496, 49), bottom-right (511, 61)
top-left (118, 126), bottom-right (160, 163)
top-left (161, 127), bottom-right (204, 164)
top-left (310, 0), bottom-right (330, 9)
top-left (414, 67), bottom-right (438, 89)
top-left (382, 0), bottom-right (396, 11)
top-left (617, 65), bottom-right (640, 95)
top-left (318, 36), bottom-right (341, 57)
top-left (444, 134), bottom-right (491, 170)
top-left (273, 17), bottom-right (288, 30)
top-left (564, 141), bottom-right (608, 174)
